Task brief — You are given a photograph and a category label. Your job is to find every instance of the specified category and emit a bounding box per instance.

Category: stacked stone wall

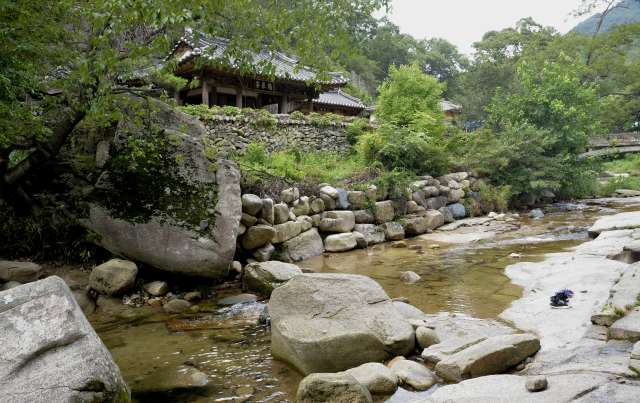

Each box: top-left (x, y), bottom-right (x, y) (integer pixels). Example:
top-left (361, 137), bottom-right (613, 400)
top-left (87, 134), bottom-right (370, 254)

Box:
top-left (201, 114), bottom-right (353, 157)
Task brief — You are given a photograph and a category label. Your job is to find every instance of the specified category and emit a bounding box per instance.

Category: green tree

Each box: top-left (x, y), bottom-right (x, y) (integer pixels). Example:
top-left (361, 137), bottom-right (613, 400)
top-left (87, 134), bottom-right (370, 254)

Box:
top-left (414, 38), bottom-right (469, 99)
top-left (376, 64), bottom-right (446, 128)
top-left (0, 0), bottom-right (388, 216)
top-left (364, 18), bottom-right (418, 82)
top-left (487, 53), bottom-right (605, 155)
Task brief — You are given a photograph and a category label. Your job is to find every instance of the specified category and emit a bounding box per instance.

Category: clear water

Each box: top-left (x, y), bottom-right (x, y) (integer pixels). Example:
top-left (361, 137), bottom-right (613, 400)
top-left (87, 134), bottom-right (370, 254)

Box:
top-left (90, 199), bottom-right (640, 403)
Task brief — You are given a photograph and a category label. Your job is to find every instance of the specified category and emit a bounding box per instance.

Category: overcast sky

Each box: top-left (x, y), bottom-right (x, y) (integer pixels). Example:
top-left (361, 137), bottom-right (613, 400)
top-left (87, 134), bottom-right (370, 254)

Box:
top-left (378, 0), bottom-right (590, 56)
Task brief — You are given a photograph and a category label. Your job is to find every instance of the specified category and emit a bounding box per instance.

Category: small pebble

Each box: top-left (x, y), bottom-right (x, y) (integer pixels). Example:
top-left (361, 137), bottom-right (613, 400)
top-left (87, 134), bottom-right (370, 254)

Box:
top-left (428, 244), bottom-right (440, 249)
top-left (525, 376), bottom-right (547, 391)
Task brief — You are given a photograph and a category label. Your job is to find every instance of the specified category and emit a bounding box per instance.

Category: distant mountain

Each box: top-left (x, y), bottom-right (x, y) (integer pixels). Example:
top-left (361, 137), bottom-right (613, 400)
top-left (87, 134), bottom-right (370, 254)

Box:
top-left (572, 0), bottom-right (640, 35)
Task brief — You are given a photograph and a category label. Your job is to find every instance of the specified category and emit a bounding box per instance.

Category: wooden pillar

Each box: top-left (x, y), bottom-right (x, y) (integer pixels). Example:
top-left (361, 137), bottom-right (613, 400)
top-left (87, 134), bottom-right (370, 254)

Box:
top-left (236, 87), bottom-right (243, 109)
top-left (256, 94), bottom-right (263, 109)
top-left (211, 85), bottom-right (218, 107)
top-left (279, 94), bottom-right (288, 114)
top-left (307, 88), bottom-right (314, 113)
top-left (202, 80), bottom-right (209, 106)
top-left (174, 90), bottom-right (181, 107)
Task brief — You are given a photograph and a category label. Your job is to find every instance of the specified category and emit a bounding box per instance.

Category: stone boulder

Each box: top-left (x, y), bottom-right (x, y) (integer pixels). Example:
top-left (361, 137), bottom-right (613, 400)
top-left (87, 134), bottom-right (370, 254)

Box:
top-left (374, 201), bottom-right (394, 223)
top-left (401, 271), bottom-right (421, 284)
top-left (273, 203), bottom-right (289, 224)
top-left (270, 274), bottom-right (415, 375)
top-left (422, 186), bottom-right (439, 198)
top-left (319, 211), bottom-right (356, 233)
top-left (320, 193), bottom-right (336, 211)
top-left (425, 196), bottom-right (447, 210)
top-left (354, 232), bottom-right (368, 248)
top-left (242, 224), bottom-right (276, 249)
top-left (281, 187), bottom-right (299, 203)
top-left (435, 334), bottom-right (541, 382)
top-left (325, 233), bottom-right (358, 252)
top-left (271, 221), bottom-right (302, 244)
top-left (297, 372), bottom-right (372, 403)
top-left (251, 242), bottom-right (275, 262)
top-left (346, 363), bottom-right (398, 394)
top-left (381, 222), bottom-right (405, 241)
top-left (390, 360), bottom-right (437, 390)
top-left (273, 228), bottom-right (324, 263)
top-left (242, 261), bottom-right (303, 297)
top-left (74, 293), bottom-right (96, 316)
top-left (424, 210), bottom-right (445, 231)
top-left (291, 196), bottom-right (310, 216)
top-left (131, 365), bottom-right (219, 398)
top-left (438, 207), bottom-right (454, 223)
top-left (610, 310), bottom-right (640, 340)
top-left (335, 188), bottom-right (352, 210)
top-left (143, 281), bottom-right (169, 296)
top-left (592, 263), bottom-right (640, 326)
top-left (1, 281), bottom-right (22, 291)
top-left (422, 330), bottom-right (487, 364)
top-left (0, 261), bottom-right (40, 283)
top-left (588, 211), bottom-right (640, 238)
top-left (309, 198), bottom-right (325, 215)
top-left (320, 186), bottom-right (339, 198)
top-left (416, 327), bottom-right (441, 350)
top-left (528, 209), bottom-right (545, 219)
top-left (242, 194), bottom-right (263, 215)
top-left (78, 99), bottom-right (241, 278)
top-left (256, 198), bottom-right (275, 224)
top-left (402, 217), bottom-right (429, 235)
top-left (354, 210), bottom-right (375, 224)
top-left (447, 189), bottom-right (465, 204)
top-left (353, 224), bottom-right (386, 245)
top-left (448, 203), bottom-right (466, 219)
top-left (89, 259), bottom-right (137, 296)
top-left (0, 276), bottom-right (130, 402)
top-left (347, 191), bottom-right (367, 210)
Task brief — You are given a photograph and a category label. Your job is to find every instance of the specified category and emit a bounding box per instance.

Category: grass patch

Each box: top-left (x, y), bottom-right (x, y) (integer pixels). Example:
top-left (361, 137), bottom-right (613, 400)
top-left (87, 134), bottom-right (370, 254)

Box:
top-left (602, 153), bottom-right (640, 174)
top-left (596, 175), bottom-right (640, 196)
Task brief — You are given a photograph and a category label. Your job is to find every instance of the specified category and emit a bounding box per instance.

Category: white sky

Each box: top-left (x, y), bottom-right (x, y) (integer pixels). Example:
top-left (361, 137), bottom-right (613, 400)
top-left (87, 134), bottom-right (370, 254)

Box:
top-left (378, 0), bottom-right (589, 56)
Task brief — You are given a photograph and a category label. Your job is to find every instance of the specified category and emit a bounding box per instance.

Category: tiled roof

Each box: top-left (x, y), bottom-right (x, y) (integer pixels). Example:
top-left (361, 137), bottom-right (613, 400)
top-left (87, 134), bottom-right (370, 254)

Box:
top-left (169, 27), bottom-right (349, 86)
top-left (440, 100), bottom-right (461, 111)
top-left (315, 89), bottom-right (365, 109)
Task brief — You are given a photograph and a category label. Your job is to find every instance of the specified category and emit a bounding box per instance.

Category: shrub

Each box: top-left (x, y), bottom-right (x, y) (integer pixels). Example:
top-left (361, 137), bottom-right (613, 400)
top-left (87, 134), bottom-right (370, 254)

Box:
top-left (345, 118), bottom-right (371, 146)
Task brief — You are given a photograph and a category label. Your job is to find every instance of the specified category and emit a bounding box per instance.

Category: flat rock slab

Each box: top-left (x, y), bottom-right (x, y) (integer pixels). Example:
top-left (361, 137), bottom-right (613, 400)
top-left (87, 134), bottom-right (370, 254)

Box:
top-left (591, 262), bottom-right (640, 326)
top-left (423, 373), bottom-right (626, 403)
top-left (435, 334), bottom-right (540, 383)
top-left (500, 255), bottom-right (628, 350)
top-left (588, 211), bottom-right (640, 238)
top-left (423, 313), bottom-right (517, 341)
top-left (421, 331), bottom-right (487, 364)
top-left (610, 308), bottom-right (640, 340)
top-left (270, 274), bottom-right (415, 375)
top-left (0, 261), bottom-right (40, 283)
top-left (0, 276), bottom-right (129, 402)
top-left (217, 294), bottom-right (257, 306)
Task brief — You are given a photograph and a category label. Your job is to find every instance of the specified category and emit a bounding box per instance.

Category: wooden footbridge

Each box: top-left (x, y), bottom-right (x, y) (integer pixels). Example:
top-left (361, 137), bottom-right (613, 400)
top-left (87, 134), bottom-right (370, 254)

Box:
top-left (580, 133), bottom-right (640, 158)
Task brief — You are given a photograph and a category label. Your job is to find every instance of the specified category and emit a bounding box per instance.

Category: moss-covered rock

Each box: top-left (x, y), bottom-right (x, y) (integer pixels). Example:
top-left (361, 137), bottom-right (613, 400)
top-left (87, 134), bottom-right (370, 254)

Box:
top-left (79, 99), bottom-right (241, 278)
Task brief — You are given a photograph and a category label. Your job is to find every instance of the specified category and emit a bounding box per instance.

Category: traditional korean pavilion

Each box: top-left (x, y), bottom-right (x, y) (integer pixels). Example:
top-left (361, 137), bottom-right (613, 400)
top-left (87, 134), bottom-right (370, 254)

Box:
top-left (167, 28), bottom-right (357, 114)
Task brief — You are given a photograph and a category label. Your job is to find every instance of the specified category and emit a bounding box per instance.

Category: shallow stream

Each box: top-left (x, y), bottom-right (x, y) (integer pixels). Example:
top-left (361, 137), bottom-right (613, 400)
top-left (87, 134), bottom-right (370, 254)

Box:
top-left (90, 199), bottom-right (640, 403)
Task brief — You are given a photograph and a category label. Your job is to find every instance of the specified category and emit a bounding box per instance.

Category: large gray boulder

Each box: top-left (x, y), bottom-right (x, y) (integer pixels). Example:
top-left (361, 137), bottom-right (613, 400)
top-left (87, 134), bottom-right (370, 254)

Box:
top-left (424, 210), bottom-right (445, 230)
top-left (448, 203), bottom-right (466, 219)
top-left (438, 207), bottom-right (454, 223)
top-left (273, 228), bottom-right (324, 263)
top-left (0, 276), bottom-right (130, 402)
top-left (242, 224), bottom-right (276, 249)
top-left (374, 201), bottom-right (394, 223)
top-left (242, 194), bottom-right (263, 215)
top-left (270, 274), bottom-right (415, 375)
top-left (79, 99), bottom-right (241, 278)
top-left (354, 210), bottom-right (375, 224)
top-left (435, 333), bottom-right (541, 382)
top-left (346, 363), bottom-right (398, 394)
top-left (0, 261), bottom-right (40, 283)
top-left (381, 222), bottom-right (405, 241)
top-left (324, 233), bottom-right (358, 252)
top-left (402, 217), bottom-right (429, 235)
top-left (242, 261), bottom-right (302, 297)
top-left (335, 188), bottom-right (352, 210)
top-left (270, 221), bottom-right (302, 244)
top-left (319, 211), bottom-right (356, 233)
top-left (347, 191), bottom-right (367, 210)
top-left (353, 224), bottom-right (386, 245)
top-left (425, 196), bottom-right (447, 210)
top-left (390, 360), bottom-right (437, 390)
top-left (610, 309), bottom-right (640, 340)
top-left (89, 259), bottom-right (137, 296)
top-left (297, 372), bottom-right (372, 403)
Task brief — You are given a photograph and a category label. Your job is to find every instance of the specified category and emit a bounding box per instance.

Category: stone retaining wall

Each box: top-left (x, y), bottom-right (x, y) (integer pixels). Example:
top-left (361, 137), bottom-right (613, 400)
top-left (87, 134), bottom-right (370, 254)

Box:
top-left (201, 114), bottom-right (353, 157)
